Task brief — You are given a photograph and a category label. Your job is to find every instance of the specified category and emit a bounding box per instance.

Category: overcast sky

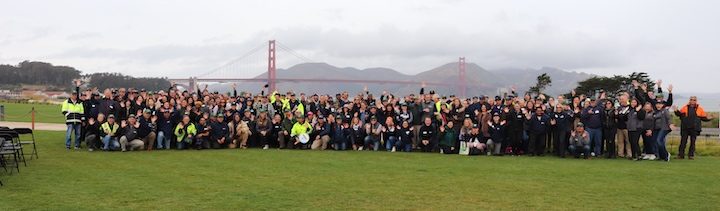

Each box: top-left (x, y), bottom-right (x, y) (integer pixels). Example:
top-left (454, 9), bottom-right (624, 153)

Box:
top-left (1, 0), bottom-right (718, 93)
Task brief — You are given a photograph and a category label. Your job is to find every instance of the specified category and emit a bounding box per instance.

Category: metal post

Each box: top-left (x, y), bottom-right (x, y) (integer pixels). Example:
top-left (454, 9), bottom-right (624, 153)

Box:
top-left (31, 107), bottom-right (35, 130)
top-left (0, 104), bottom-right (4, 121)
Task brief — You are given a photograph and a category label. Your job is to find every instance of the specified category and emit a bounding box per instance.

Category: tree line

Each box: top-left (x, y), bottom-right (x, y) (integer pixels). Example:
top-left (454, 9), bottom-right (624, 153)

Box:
top-left (0, 61), bottom-right (170, 91)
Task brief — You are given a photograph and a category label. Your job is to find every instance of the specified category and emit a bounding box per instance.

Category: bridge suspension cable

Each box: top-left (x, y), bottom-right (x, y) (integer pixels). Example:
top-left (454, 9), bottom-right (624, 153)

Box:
top-left (275, 41), bottom-right (314, 63)
top-left (194, 42), bottom-right (266, 78)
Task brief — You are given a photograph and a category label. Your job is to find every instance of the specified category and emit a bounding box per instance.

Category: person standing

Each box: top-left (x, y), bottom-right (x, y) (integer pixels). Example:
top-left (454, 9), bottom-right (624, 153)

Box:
top-left (551, 105), bottom-right (572, 157)
top-left (653, 102), bottom-right (672, 162)
top-left (580, 98), bottom-right (604, 157)
top-left (602, 100), bottom-right (617, 158)
top-left (526, 107), bottom-right (550, 156)
top-left (640, 102), bottom-right (656, 160)
top-left (626, 99), bottom-right (645, 160)
top-left (506, 104), bottom-right (525, 155)
top-left (615, 94), bottom-right (632, 158)
top-left (62, 87), bottom-right (85, 150)
top-left (673, 96), bottom-right (713, 160)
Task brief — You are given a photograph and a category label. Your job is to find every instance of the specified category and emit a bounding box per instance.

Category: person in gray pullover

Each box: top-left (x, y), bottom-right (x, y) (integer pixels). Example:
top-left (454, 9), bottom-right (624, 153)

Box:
top-left (653, 102), bottom-right (672, 162)
top-left (640, 102), bottom-right (656, 160)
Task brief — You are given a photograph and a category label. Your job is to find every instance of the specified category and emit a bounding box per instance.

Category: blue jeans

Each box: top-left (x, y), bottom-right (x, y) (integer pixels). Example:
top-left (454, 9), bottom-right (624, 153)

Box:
top-left (102, 135), bottom-right (119, 151)
top-left (401, 143), bottom-right (412, 152)
top-left (655, 129), bottom-right (669, 159)
top-left (586, 128), bottom-right (602, 155)
top-left (568, 144), bottom-right (590, 158)
top-left (642, 132), bottom-right (656, 156)
top-left (177, 137), bottom-right (192, 149)
top-left (334, 141), bottom-right (347, 150)
top-left (157, 131), bottom-right (171, 149)
top-left (385, 136), bottom-right (398, 151)
top-left (364, 136), bottom-right (380, 151)
top-left (65, 123), bottom-right (81, 148)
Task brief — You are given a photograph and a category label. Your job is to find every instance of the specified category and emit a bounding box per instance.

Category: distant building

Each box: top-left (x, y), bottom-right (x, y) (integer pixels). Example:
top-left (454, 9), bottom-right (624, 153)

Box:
top-left (0, 90), bottom-right (22, 99)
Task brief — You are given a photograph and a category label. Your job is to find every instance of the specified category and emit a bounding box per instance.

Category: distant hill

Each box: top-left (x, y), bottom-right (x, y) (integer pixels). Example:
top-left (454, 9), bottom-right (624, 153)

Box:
top-left (214, 62), bottom-right (593, 97)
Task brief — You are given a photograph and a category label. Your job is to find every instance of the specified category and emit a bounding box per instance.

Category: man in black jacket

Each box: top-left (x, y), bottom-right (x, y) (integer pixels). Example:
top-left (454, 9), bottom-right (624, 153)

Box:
top-left (526, 107), bottom-right (550, 156)
top-left (673, 96), bottom-right (713, 159)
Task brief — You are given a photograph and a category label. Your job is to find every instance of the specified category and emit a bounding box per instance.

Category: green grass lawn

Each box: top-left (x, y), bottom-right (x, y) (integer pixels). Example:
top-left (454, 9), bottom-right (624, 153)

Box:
top-left (0, 102), bottom-right (64, 124)
top-left (1, 131), bottom-right (719, 210)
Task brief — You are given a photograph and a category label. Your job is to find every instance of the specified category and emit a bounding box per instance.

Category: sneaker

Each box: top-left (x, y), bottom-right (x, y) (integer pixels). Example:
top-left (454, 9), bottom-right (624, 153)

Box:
top-left (88, 148), bottom-right (94, 152)
top-left (591, 152), bottom-right (596, 157)
top-left (391, 146), bottom-right (396, 152)
top-left (666, 154), bottom-right (671, 162)
top-left (263, 145), bottom-right (269, 150)
top-left (648, 155), bottom-right (657, 160)
top-left (358, 146), bottom-right (364, 151)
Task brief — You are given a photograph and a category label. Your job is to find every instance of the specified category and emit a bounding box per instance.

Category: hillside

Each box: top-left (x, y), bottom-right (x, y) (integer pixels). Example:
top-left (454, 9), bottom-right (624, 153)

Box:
top-left (220, 62), bottom-right (592, 97)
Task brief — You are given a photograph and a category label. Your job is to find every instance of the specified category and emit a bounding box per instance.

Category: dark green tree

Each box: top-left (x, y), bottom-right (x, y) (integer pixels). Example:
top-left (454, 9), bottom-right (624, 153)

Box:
top-left (572, 72), bottom-right (655, 98)
top-left (528, 73), bottom-right (552, 96)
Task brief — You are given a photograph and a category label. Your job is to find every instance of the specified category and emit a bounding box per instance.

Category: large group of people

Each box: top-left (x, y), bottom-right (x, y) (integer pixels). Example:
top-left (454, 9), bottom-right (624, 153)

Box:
top-left (61, 79), bottom-right (713, 161)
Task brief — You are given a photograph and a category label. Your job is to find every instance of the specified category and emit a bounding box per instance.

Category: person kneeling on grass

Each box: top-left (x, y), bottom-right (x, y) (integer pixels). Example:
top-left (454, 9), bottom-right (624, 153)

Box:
top-left (174, 115), bottom-right (197, 150)
top-left (382, 117), bottom-right (400, 152)
top-left (439, 121), bottom-right (457, 154)
top-left (397, 120), bottom-right (414, 152)
top-left (119, 114), bottom-right (144, 152)
top-left (568, 122), bottom-right (591, 159)
top-left (210, 114), bottom-right (230, 149)
top-left (290, 115), bottom-right (313, 149)
top-left (487, 112), bottom-right (506, 156)
top-left (101, 114), bottom-right (120, 151)
top-left (228, 114), bottom-right (251, 149)
top-left (418, 117), bottom-right (437, 152)
top-left (85, 114), bottom-right (104, 152)
top-left (311, 115), bottom-right (331, 150)
top-left (194, 117), bottom-right (212, 150)
top-left (463, 124), bottom-right (486, 155)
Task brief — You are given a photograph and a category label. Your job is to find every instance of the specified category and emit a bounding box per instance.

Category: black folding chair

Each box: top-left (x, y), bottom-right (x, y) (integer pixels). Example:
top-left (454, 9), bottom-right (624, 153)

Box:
top-left (0, 134), bottom-right (21, 174)
top-left (0, 130), bottom-right (26, 167)
top-left (13, 128), bottom-right (37, 160)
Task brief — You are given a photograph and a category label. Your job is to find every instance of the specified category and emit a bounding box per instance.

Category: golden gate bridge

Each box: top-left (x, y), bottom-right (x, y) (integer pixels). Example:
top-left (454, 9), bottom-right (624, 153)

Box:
top-left (168, 40), bottom-right (473, 97)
